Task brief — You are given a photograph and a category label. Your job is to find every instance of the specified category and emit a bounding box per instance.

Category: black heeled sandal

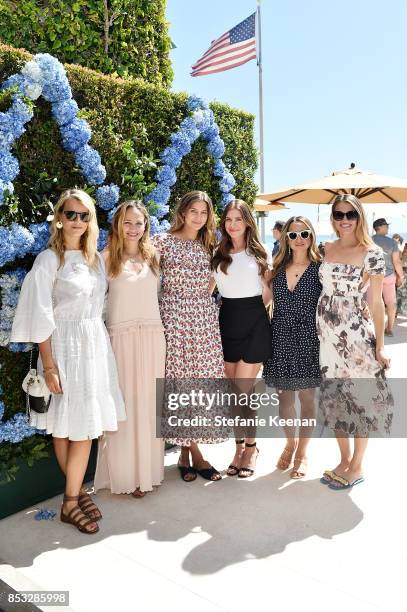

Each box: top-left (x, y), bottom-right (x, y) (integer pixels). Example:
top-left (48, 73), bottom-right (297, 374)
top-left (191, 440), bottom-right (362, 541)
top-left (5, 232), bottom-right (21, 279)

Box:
top-left (238, 442), bottom-right (259, 479)
top-left (227, 439), bottom-right (245, 476)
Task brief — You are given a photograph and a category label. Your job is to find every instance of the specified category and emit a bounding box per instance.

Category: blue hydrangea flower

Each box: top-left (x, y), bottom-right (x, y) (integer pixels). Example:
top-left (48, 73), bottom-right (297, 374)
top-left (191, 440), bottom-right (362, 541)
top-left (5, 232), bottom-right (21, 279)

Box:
top-left (60, 118), bottom-right (92, 153)
top-left (156, 165), bottom-right (177, 187)
top-left (219, 172), bottom-right (236, 193)
top-left (179, 117), bottom-right (200, 144)
top-left (158, 219), bottom-right (171, 233)
top-left (8, 342), bottom-right (31, 353)
top-left (96, 184), bottom-right (120, 211)
top-left (149, 215), bottom-right (160, 235)
top-left (203, 124), bottom-right (220, 141)
top-left (213, 159), bottom-right (226, 177)
top-left (74, 145), bottom-right (106, 185)
top-left (51, 99), bottom-right (79, 126)
top-left (97, 228), bottom-right (109, 251)
top-left (36, 54), bottom-right (72, 102)
top-left (206, 137), bottom-right (225, 159)
top-left (10, 96), bottom-right (34, 125)
top-left (29, 223), bottom-right (50, 255)
top-left (0, 400), bottom-right (4, 421)
top-left (170, 132), bottom-right (192, 157)
top-left (0, 74), bottom-right (27, 95)
top-left (221, 192), bottom-right (235, 208)
top-left (160, 146), bottom-right (183, 169)
top-left (0, 151), bottom-right (19, 182)
top-left (187, 95), bottom-right (209, 111)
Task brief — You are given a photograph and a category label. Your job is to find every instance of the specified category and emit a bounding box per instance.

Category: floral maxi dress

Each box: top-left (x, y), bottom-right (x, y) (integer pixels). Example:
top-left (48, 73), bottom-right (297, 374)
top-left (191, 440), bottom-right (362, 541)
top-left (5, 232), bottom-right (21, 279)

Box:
top-left (317, 247), bottom-right (393, 436)
top-left (152, 233), bottom-right (226, 446)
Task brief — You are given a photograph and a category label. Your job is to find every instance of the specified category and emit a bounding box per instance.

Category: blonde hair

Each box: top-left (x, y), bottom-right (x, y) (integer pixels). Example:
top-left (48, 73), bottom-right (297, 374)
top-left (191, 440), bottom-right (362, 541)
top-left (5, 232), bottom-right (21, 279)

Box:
top-left (49, 188), bottom-right (99, 268)
top-left (212, 199), bottom-right (269, 276)
top-left (169, 190), bottom-right (217, 256)
top-left (271, 216), bottom-right (321, 281)
top-left (331, 194), bottom-right (373, 248)
top-left (106, 200), bottom-right (159, 278)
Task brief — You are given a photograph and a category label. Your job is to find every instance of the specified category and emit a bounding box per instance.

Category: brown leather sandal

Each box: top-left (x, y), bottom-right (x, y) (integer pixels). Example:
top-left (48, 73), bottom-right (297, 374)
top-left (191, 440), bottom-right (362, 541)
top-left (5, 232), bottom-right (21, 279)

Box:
top-left (132, 488), bottom-right (147, 498)
top-left (290, 457), bottom-right (307, 479)
top-left (78, 491), bottom-right (102, 520)
top-left (276, 445), bottom-right (296, 470)
top-left (60, 495), bottom-right (99, 534)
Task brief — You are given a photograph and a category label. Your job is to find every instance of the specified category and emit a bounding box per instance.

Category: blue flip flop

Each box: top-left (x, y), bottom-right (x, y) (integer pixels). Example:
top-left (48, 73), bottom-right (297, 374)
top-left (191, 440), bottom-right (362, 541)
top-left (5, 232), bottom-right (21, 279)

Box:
top-left (328, 477), bottom-right (365, 490)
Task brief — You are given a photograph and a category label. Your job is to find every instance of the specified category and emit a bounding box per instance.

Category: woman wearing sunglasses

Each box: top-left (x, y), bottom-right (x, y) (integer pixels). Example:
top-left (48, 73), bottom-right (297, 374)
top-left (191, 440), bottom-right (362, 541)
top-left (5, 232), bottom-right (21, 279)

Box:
top-left (11, 189), bottom-right (125, 534)
top-left (211, 200), bottom-right (272, 478)
top-left (263, 217), bottom-right (322, 479)
top-left (94, 201), bottom-right (165, 498)
top-left (318, 194), bottom-right (393, 490)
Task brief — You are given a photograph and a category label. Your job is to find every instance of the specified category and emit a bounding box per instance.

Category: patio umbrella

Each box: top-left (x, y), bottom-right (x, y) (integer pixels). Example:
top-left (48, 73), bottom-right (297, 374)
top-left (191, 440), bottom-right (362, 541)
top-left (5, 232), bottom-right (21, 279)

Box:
top-left (257, 163), bottom-right (407, 205)
top-left (253, 199), bottom-right (289, 212)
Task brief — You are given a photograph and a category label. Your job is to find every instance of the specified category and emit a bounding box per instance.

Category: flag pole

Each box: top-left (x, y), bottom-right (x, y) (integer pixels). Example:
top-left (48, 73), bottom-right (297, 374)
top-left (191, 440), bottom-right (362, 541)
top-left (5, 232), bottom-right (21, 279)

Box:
top-left (256, 0), bottom-right (266, 240)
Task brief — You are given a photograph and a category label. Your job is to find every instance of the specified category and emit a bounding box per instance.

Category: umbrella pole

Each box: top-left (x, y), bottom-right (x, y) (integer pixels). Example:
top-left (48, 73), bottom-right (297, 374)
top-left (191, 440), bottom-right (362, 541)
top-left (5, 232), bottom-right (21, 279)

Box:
top-left (257, 0), bottom-right (266, 241)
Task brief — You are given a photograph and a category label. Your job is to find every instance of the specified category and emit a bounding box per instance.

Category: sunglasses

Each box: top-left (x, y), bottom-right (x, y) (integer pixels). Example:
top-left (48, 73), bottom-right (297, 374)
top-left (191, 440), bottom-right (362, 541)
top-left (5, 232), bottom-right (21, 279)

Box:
top-left (287, 230), bottom-right (312, 241)
top-left (332, 210), bottom-right (359, 221)
top-left (63, 210), bottom-right (90, 222)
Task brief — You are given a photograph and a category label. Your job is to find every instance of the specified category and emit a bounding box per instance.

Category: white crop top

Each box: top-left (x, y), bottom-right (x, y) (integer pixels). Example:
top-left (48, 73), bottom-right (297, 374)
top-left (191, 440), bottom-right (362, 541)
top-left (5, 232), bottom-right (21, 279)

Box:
top-left (213, 246), bottom-right (272, 298)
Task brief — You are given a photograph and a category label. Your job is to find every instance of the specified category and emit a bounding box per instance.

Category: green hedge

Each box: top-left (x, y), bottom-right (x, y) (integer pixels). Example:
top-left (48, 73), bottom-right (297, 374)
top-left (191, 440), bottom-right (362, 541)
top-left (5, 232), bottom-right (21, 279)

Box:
top-left (0, 0), bottom-right (173, 85)
top-left (0, 43), bottom-right (258, 481)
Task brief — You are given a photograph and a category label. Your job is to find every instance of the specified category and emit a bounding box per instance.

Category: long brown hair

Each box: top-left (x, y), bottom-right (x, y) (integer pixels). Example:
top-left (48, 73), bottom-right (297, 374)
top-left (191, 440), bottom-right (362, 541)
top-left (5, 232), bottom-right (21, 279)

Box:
top-left (106, 200), bottom-right (159, 278)
top-left (49, 188), bottom-right (99, 269)
top-left (169, 190), bottom-right (217, 256)
top-left (212, 199), bottom-right (269, 276)
top-left (271, 216), bottom-right (321, 281)
top-left (331, 194), bottom-right (373, 248)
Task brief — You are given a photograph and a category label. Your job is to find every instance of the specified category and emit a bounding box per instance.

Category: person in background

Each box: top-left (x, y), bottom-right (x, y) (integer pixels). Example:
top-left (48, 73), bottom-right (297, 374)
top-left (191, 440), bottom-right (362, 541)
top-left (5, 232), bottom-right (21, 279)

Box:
top-left (371, 218), bottom-right (404, 336)
top-left (392, 233), bottom-right (404, 253)
top-left (397, 244), bottom-right (407, 317)
top-left (272, 220), bottom-right (284, 257)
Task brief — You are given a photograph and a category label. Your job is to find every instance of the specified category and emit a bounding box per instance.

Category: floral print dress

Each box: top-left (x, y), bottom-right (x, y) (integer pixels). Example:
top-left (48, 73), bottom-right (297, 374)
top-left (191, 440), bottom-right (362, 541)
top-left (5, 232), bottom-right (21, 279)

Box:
top-left (152, 233), bottom-right (226, 446)
top-left (317, 246), bottom-right (393, 436)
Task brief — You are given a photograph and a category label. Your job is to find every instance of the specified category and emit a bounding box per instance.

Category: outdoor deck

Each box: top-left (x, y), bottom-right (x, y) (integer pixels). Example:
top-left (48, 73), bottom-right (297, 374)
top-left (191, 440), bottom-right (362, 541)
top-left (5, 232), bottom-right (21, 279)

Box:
top-left (1, 319), bottom-right (406, 612)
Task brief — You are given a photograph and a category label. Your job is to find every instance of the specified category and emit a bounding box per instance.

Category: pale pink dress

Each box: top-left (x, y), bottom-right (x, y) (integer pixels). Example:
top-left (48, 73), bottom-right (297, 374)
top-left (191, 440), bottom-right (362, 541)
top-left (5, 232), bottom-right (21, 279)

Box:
top-left (94, 254), bottom-right (165, 494)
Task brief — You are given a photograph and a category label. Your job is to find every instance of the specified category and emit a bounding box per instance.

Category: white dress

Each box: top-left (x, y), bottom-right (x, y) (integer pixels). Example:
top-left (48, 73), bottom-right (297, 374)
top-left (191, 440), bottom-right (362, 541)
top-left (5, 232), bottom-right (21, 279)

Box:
top-left (10, 248), bottom-right (126, 441)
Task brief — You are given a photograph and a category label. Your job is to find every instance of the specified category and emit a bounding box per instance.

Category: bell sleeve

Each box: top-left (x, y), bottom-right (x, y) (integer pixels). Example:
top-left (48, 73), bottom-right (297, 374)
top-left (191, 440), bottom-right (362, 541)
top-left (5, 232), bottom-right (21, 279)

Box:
top-left (10, 249), bottom-right (58, 343)
top-left (365, 247), bottom-right (385, 276)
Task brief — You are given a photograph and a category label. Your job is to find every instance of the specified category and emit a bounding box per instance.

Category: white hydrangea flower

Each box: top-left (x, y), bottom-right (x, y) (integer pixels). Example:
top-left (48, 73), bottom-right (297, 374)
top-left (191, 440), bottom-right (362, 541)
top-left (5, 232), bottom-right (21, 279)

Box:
top-left (21, 60), bottom-right (43, 83)
top-left (192, 110), bottom-right (205, 124)
top-left (24, 83), bottom-right (43, 100)
top-left (0, 330), bottom-right (9, 347)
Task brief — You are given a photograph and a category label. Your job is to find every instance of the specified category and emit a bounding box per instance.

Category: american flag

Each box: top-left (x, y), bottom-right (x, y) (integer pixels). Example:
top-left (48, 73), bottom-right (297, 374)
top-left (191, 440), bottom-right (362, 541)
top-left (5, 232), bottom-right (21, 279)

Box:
top-left (191, 13), bottom-right (257, 77)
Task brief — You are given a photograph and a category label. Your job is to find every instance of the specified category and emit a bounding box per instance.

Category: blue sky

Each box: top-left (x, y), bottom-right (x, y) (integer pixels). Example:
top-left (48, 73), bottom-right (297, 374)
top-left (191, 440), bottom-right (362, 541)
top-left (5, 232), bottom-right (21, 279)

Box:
top-left (166, 0), bottom-right (407, 236)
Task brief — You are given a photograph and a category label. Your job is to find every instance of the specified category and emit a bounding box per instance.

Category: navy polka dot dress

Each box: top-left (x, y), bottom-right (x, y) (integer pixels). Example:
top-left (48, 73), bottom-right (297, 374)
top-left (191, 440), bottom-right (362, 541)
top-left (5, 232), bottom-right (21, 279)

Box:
top-left (263, 262), bottom-right (322, 390)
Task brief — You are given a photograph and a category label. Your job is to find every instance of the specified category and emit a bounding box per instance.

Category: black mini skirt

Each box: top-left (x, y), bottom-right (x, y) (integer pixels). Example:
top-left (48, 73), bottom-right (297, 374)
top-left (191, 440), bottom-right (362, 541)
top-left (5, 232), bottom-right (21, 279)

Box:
top-left (219, 295), bottom-right (271, 364)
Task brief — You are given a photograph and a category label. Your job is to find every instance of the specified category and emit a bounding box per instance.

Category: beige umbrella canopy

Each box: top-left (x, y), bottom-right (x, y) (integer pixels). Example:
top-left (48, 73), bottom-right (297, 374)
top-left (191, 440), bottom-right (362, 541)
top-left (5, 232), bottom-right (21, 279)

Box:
top-left (253, 199), bottom-right (289, 212)
top-left (257, 163), bottom-right (407, 205)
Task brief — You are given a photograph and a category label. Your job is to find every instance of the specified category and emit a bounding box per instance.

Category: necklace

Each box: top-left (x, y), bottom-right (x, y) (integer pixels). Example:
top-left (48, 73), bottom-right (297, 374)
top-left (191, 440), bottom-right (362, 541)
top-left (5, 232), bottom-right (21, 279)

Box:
top-left (291, 262), bottom-right (308, 277)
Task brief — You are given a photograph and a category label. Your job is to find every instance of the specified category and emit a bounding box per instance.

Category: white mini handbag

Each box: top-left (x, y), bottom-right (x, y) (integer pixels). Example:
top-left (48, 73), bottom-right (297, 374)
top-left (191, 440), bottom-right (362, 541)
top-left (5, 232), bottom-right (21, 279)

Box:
top-left (22, 349), bottom-right (51, 415)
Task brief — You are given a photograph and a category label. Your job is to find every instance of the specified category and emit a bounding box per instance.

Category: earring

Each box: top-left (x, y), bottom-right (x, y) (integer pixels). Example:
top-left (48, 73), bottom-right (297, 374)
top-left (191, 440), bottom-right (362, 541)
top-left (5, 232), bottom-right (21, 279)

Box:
top-left (288, 246), bottom-right (291, 255)
top-left (56, 221), bottom-right (63, 229)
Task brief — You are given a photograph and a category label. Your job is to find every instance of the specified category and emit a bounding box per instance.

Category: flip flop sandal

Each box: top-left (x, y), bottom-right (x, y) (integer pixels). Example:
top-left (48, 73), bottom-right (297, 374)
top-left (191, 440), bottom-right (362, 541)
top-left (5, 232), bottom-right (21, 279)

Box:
top-left (320, 469), bottom-right (338, 485)
top-left (178, 465), bottom-right (197, 482)
top-left (196, 466), bottom-right (221, 481)
top-left (328, 476), bottom-right (365, 490)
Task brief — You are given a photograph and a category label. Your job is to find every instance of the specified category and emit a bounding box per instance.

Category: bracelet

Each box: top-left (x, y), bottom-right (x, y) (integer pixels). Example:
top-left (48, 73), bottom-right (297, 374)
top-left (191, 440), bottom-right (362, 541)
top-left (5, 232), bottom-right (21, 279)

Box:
top-left (43, 366), bottom-right (57, 373)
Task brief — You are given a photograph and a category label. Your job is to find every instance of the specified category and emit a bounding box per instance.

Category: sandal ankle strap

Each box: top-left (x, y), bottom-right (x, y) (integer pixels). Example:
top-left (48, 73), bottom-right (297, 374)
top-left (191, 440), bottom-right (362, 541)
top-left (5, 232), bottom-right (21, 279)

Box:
top-left (63, 494), bottom-right (79, 502)
top-left (245, 442), bottom-right (257, 448)
top-left (235, 439), bottom-right (245, 444)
